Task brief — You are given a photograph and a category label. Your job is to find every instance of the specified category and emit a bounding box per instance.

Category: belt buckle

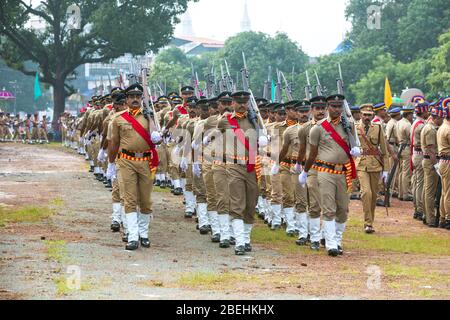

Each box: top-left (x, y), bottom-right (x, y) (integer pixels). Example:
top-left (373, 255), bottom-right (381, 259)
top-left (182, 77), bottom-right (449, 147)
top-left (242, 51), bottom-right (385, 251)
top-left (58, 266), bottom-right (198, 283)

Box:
top-left (335, 164), bottom-right (343, 171)
top-left (135, 152), bottom-right (144, 158)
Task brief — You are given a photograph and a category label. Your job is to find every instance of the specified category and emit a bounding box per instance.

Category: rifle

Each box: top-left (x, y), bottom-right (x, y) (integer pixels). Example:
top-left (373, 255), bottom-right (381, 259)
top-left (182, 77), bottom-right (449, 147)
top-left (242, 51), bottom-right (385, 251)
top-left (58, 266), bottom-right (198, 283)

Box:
top-left (384, 143), bottom-right (407, 207)
top-left (305, 70), bottom-right (313, 100)
top-left (280, 71), bottom-right (293, 102)
top-left (435, 177), bottom-right (442, 225)
top-left (336, 64), bottom-right (361, 149)
top-left (224, 60), bottom-right (234, 92)
top-left (314, 70), bottom-right (327, 96)
top-left (241, 52), bottom-right (268, 136)
top-left (219, 64), bottom-right (227, 92)
top-left (141, 67), bottom-right (160, 131)
top-left (274, 69), bottom-right (282, 103)
top-left (263, 66), bottom-right (272, 101)
top-left (190, 63), bottom-right (200, 98)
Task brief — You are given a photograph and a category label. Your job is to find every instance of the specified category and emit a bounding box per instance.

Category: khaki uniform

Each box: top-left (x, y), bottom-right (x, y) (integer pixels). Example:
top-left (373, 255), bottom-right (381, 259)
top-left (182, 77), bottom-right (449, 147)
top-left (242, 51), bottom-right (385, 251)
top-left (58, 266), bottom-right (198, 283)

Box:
top-left (396, 117), bottom-right (412, 199)
top-left (411, 117), bottom-right (426, 214)
top-left (437, 120), bottom-right (450, 224)
top-left (31, 117), bottom-right (39, 141)
top-left (385, 118), bottom-right (399, 194)
top-left (355, 121), bottom-right (389, 227)
top-left (421, 122), bottom-right (439, 224)
top-left (282, 122), bottom-right (308, 236)
top-left (309, 117), bottom-right (354, 250)
top-left (298, 120), bottom-right (321, 219)
top-left (217, 112), bottom-right (258, 248)
top-left (110, 109), bottom-right (154, 214)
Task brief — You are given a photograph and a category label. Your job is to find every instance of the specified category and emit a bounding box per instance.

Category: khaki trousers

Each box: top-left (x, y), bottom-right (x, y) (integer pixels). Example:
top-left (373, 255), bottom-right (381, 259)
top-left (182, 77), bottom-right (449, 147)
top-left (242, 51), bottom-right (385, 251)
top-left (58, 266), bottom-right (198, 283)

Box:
top-left (307, 170), bottom-right (321, 219)
top-left (422, 159), bottom-right (439, 224)
top-left (193, 165), bottom-right (207, 203)
top-left (440, 162), bottom-right (450, 222)
top-left (118, 158), bottom-right (153, 214)
top-left (317, 171), bottom-right (349, 223)
top-left (270, 172), bottom-right (283, 205)
top-left (156, 144), bottom-right (169, 174)
top-left (398, 147), bottom-right (412, 199)
top-left (280, 166), bottom-right (295, 208)
top-left (202, 163), bottom-right (217, 212)
top-left (213, 163), bottom-right (229, 214)
top-left (357, 170), bottom-right (380, 227)
top-left (227, 164), bottom-right (258, 224)
top-left (293, 173), bottom-right (307, 213)
top-left (412, 154), bottom-right (424, 213)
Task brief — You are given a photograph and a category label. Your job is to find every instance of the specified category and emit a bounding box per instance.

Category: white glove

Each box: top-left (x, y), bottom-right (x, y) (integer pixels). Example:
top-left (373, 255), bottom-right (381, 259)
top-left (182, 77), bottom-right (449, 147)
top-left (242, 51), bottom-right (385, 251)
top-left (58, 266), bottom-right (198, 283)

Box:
top-left (151, 131), bottom-right (162, 144)
top-left (106, 162), bottom-right (116, 181)
top-left (350, 146), bottom-right (361, 157)
top-left (84, 131), bottom-right (91, 140)
top-left (97, 149), bottom-right (107, 162)
top-left (85, 139), bottom-right (91, 147)
top-left (271, 164), bottom-right (279, 175)
top-left (191, 140), bottom-right (199, 150)
top-left (381, 171), bottom-right (388, 182)
top-left (434, 163), bottom-right (441, 177)
top-left (173, 145), bottom-right (180, 155)
top-left (258, 135), bottom-right (269, 148)
top-left (180, 157), bottom-right (188, 172)
top-left (203, 136), bottom-right (210, 146)
top-left (294, 163), bottom-right (302, 174)
top-left (298, 171), bottom-right (308, 187)
top-left (193, 162), bottom-right (202, 177)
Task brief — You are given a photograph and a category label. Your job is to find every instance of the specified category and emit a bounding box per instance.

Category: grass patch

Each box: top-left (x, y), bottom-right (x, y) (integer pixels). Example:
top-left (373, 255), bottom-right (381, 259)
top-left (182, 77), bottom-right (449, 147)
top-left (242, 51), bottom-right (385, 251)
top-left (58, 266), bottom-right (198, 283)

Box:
top-left (49, 198), bottom-right (64, 207)
top-left (251, 224), bottom-right (320, 255)
top-left (44, 240), bottom-right (68, 263)
top-left (138, 280), bottom-right (165, 288)
top-left (153, 186), bottom-right (172, 193)
top-left (345, 219), bottom-right (450, 255)
top-left (0, 206), bottom-right (54, 227)
top-left (53, 276), bottom-right (92, 296)
top-left (177, 271), bottom-right (260, 289)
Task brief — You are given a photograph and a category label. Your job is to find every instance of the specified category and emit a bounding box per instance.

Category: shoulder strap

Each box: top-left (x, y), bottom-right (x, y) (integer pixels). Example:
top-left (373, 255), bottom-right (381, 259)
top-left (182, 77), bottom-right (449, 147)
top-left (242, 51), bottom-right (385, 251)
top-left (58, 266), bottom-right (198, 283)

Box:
top-left (120, 112), bottom-right (159, 167)
top-left (225, 114), bottom-right (256, 173)
top-left (321, 120), bottom-right (356, 179)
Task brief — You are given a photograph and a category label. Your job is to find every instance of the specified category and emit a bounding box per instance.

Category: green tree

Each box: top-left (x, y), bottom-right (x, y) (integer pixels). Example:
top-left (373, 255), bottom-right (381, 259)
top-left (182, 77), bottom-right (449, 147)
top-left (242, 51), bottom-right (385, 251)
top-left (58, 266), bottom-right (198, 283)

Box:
top-left (349, 53), bottom-right (434, 104)
top-left (0, 0), bottom-right (195, 125)
top-left (427, 30), bottom-right (450, 96)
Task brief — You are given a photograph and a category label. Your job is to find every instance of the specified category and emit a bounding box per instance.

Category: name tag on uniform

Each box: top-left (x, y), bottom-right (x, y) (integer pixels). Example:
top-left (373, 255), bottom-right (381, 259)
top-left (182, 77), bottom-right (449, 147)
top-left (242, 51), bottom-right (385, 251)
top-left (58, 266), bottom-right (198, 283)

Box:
top-left (230, 125), bottom-right (238, 129)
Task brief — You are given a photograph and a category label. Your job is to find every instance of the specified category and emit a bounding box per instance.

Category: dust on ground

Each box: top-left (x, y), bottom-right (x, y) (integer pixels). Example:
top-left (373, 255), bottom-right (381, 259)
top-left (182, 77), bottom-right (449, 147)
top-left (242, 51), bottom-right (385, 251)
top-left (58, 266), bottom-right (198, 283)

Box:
top-left (0, 143), bottom-right (449, 300)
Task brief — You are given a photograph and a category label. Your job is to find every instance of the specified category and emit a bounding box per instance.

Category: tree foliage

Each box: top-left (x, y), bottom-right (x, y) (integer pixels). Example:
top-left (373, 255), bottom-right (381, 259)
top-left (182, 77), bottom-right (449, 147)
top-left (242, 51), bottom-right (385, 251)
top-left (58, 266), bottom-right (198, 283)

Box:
top-left (0, 0), bottom-right (195, 122)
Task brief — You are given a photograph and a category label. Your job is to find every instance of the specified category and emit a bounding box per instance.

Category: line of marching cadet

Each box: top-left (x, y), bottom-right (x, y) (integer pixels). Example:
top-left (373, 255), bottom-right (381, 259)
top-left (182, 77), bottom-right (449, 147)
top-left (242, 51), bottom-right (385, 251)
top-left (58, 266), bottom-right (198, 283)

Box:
top-left (0, 111), bottom-right (49, 144)
top-left (60, 85), bottom-right (450, 256)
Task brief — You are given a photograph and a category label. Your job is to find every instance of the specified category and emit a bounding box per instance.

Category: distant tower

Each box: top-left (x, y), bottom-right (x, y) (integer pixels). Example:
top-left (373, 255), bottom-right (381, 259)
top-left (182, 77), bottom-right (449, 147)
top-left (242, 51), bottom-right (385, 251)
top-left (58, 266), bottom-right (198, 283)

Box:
top-left (241, 0), bottom-right (252, 32)
top-left (179, 9), bottom-right (195, 37)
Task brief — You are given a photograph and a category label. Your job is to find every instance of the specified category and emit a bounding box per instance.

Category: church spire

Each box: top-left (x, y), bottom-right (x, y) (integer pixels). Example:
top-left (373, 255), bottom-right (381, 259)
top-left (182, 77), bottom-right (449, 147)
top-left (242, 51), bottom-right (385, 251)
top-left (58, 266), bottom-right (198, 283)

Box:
top-left (241, 0), bottom-right (251, 32)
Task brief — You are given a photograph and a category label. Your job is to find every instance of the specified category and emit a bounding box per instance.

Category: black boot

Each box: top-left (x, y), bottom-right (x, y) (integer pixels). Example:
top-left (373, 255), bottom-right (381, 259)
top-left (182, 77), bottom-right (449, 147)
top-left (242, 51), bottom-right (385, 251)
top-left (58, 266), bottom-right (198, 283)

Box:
top-left (155, 180), bottom-right (161, 187)
top-left (219, 239), bottom-right (230, 248)
top-left (199, 225), bottom-right (209, 235)
top-left (211, 234), bottom-right (220, 243)
top-left (89, 166), bottom-right (94, 173)
top-left (235, 245), bottom-right (245, 255)
top-left (140, 238), bottom-right (151, 248)
top-left (160, 180), bottom-right (167, 189)
top-left (125, 241), bottom-right (139, 250)
top-left (244, 243), bottom-right (252, 252)
top-left (296, 237), bottom-right (308, 246)
top-left (328, 248), bottom-right (339, 257)
top-left (111, 222), bottom-right (120, 232)
top-left (173, 187), bottom-right (183, 196)
top-left (310, 241), bottom-right (320, 251)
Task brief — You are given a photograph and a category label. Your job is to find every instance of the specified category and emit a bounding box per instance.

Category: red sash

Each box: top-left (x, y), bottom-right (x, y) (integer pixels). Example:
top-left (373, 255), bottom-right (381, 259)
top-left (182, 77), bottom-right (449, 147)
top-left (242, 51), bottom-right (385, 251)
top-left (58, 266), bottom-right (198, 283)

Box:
top-left (372, 118), bottom-right (381, 123)
top-left (321, 120), bottom-right (357, 179)
top-left (226, 114), bottom-right (256, 173)
top-left (177, 105), bottom-right (188, 115)
top-left (120, 112), bottom-right (159, 168)
top-left (410, 120), bottom-right (424, 171)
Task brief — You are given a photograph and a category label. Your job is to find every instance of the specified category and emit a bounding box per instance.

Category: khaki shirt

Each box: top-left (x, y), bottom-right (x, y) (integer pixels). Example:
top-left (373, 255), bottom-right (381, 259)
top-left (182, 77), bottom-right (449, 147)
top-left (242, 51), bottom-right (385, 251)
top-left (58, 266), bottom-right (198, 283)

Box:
top-left (217, 112), bottom-right (257, 160)
top-left (298, 119), bottom-right (319, 159)
top-left (396, 117), bottom-right (412, 145)
top-left (437, 120), bottom-right (450, 156)
top-left (309, 117), bottom-right (352, 165)
top-left (385, 118), bottom-right (398, 145)
top-left (355, 121), bottom-right (389, 172)
top-left (411, 117), bottom-right (426, 149)
top-left (420, 123), bottom-right (438, 157)
top-left (282, 124), bottom-right (300, 160)
top-left (110, 109), bottom-right (151, 152)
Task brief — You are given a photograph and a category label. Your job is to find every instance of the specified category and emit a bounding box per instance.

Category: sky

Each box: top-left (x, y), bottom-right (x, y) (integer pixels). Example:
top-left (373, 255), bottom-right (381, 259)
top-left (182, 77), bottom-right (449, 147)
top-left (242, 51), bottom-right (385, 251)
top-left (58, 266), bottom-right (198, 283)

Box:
top-left (174, 0), bottom-right (352, 57)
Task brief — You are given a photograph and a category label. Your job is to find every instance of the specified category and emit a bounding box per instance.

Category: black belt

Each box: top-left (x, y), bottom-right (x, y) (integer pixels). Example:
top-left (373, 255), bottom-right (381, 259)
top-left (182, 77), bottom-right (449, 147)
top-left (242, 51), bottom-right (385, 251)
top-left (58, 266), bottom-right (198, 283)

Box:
top-left (423, 155), bottom-right (439, 160)
top-left (121, 149), bottom-right (152, 158)
top-left (439, 156), bottom-right (450, 160)
top-left (414, 147), bottom-right (423, 152)
top-left (314, 162), bottom-right (346, 172)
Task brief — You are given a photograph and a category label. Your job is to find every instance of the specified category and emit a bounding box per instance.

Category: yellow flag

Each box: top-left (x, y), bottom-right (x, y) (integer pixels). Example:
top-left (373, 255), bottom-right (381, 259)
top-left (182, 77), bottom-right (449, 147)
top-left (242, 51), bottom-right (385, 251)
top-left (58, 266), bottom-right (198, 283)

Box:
top-left (384, 77), bottom-right (393, 108)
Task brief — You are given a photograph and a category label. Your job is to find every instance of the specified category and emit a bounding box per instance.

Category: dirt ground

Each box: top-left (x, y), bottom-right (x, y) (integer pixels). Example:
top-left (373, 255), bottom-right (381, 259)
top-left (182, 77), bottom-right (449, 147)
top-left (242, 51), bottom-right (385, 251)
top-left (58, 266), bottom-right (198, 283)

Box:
top-left (0, 143), bottom-right (449, 300)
